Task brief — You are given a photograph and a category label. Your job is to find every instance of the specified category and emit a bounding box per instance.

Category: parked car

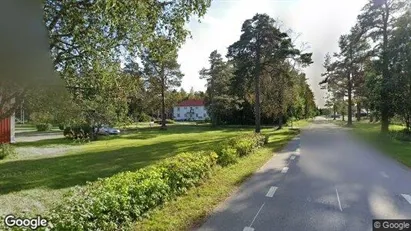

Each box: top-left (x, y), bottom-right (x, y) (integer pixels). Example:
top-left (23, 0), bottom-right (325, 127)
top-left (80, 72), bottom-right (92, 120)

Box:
top-left (330, 114), bottom-right (341, 119)
top-left (95, 126), bottom-right (120, 135)
top-left (356, 112), bottom-right (368, 117)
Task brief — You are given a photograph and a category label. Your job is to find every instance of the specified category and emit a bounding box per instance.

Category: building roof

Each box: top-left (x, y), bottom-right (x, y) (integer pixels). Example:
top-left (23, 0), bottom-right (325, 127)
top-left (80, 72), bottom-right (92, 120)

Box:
top-left (177, 99), bottom-right (204, 107)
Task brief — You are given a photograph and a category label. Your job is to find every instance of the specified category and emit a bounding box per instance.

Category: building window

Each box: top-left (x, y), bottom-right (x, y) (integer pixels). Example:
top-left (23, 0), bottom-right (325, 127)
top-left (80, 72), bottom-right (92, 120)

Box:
top-left (195, 106), bottom-right (198, 109)
top-left (177, 107), bottom-right (180, 111)
top-left (204, 113), bottom-right (206, 117)
top-left (196, 113), bottom-right (198, 117)
top-left (177, 113), bottom-right (180, 117)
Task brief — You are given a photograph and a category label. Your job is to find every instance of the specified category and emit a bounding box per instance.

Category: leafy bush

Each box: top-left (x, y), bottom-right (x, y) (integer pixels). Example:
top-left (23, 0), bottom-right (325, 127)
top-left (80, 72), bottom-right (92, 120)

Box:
top-left (227, 133), bottom-right (266, 157)
top-left (63, 124), bottom-right (92, 140)
top-left (0, 144), bottom-right (16, 160)
top-left (160, 151), bottom-right (217, 195)
top-left (30, 112), bottom-right (54, 124)
top-left (47, 133), bottom-right (267, 230)
top-left (154, 119), bottom-right (175, 124)
top-left (138, 113), bottom-right (151, 122)
top-left (58, 124), bottom-right (66, 131)
top-left (389, 129), bottom-right (411, 142)
top-left (49, 151), bottom-right (217, 230)
top-left (216, 146), bottom-right (238, 166)
top-left (228, 136), bottom-right (255, 157)
top-left (36, 123), bottom-right (53, 131)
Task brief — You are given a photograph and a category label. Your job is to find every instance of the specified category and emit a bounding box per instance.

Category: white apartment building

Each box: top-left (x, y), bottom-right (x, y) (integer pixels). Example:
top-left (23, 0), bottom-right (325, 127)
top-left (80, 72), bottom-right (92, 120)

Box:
top-left (173, 99), bottom-right (209, 121)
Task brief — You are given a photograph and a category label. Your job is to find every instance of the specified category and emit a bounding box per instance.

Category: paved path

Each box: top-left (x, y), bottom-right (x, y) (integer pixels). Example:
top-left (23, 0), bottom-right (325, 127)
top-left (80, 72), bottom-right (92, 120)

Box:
top-left (197, 117), bottom-right (411, 231)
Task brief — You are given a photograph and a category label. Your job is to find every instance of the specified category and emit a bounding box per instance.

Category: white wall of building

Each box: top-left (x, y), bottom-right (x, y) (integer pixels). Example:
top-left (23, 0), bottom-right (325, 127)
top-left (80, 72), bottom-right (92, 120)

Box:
top-left (173, 106), bottom-right (208, 121)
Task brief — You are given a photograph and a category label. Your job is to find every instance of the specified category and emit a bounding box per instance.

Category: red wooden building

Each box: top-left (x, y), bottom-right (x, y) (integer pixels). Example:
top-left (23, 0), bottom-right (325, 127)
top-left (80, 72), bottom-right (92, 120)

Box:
top-left (0, 115), bottom-right (15, 143)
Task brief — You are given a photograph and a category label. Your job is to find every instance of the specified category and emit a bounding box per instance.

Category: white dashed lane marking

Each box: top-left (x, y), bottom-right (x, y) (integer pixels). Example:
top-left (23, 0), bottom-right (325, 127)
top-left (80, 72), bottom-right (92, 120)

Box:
top-left (380, 171), bottom-right (389, 178)
top-left (243, 227), bottom-right (254, 231)
top-left (281, 167), bottom-right (289, 173)
top-left (335, 187), bottom-right (343, 211)
top-left (401, 194), bottom-right (411, 205)
top-left (250, 203), bottom-right (265, 226)
top-left (243, 202), bottom-right (266, 231)
top-left (266, 186), bottom-right (278, 198)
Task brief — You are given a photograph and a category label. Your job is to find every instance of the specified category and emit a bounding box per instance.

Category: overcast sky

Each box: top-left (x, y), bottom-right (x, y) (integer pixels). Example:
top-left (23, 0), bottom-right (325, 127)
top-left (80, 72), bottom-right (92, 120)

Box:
top-left (177, 0), bottom-right (368, 107)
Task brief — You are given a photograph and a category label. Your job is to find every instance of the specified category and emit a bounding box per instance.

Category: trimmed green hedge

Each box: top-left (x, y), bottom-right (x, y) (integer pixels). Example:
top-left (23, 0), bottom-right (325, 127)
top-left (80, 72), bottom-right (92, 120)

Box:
top-left (49, 151), bottom-right (217, 230)
top-left (216, 146), bottom-right (238, 166)
top-left (216, 133), bottom-right (266, 166)
top-left (47, 132), bottom-right (267, 230)
top-left (227, 133), bottom-right (266, 157)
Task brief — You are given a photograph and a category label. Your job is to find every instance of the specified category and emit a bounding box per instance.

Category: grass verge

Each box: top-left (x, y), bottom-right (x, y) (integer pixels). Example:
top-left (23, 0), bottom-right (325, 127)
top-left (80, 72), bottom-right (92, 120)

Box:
top-left (133, 127), bottom-right (302, 231)
top-left (332, 120), bottom-right (411, 168)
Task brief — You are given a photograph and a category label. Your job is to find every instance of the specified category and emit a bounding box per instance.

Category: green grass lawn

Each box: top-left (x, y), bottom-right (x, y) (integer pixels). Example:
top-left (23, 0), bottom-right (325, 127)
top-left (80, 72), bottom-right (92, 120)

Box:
top-left (332, 120), bottom-right (411, 168)
top-left (0, 123), bottom-right (306, 217)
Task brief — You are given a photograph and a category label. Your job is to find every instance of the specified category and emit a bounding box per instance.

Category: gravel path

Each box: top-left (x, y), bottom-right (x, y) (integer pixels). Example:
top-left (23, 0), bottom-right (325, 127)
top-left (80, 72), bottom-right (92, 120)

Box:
top-left (15, 146), bottom-right (83, 159)
top-left (14, 132), bottom-right (83, 159)
top-left (15, 132), bottom-right (63, 142)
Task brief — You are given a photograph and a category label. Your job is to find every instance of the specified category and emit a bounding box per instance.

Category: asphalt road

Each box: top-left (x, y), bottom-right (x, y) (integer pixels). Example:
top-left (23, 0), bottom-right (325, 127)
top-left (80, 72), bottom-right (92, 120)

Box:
top-left (197, 117), bottom-right (411, 231)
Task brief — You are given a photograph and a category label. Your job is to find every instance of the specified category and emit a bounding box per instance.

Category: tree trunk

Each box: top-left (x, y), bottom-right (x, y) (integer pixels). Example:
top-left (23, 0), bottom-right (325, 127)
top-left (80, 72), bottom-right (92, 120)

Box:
top-left (380, 4), bottom-right (390, 133)
top-left (209, 63), bottom-right (217, 127)
top-left (254, 46), bottom-right (261, 133)
top-left (278, 114), bottom-right (283, 130)
top-left (347, 46), bottom-right (353, 126)
top-left (160, 67), bottom-right (167, 130)
top-left (342, 113), bottom-right (345, 121)
top-left (356, 102), bottom-right (361, 121)
top-left (370, 110), bottom-right (374, 123)
top-left (333, 104), bottom-right (336, 120)
top-left (273, 113), bottom-right (276, 129)
top-left (366, 108), bottom-right (370, 122)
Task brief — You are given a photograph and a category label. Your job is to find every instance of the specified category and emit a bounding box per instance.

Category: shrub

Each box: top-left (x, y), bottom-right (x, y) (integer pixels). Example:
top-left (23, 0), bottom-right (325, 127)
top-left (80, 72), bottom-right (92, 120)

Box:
top-left (248, 133), bottom-right (266, 147)
top-left (30, 112), bottom-right (53, 124)
top-left (389, 129), bottom-right (411, 142)
top-left (49, 151), bottom-right (217, 230)
top-left (50, 167), bottom-right (170, 230)
top-left (63, 124), bottom-right (92, 140)
top-left (138, 113), bottom-right (151, 122)
top-left (227, 133), bottom-right (267, 157)
top-left (36, 123), bottom-right (53, 131)
top-left (0, 144), bottom-right (16, 160)
top-left (63, 126), bottom-right (73, 138)
top-left (58, 124), bottom-right (66, 131)
top-left (160, 151), bottom-right (218, 195)
top-left (228, 136), bottom-right (255, 157)
top-left (216, 146), bottom-right (238, 166)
